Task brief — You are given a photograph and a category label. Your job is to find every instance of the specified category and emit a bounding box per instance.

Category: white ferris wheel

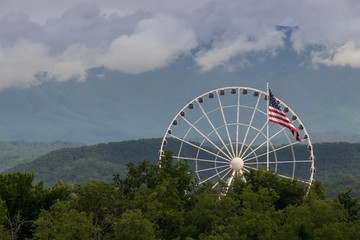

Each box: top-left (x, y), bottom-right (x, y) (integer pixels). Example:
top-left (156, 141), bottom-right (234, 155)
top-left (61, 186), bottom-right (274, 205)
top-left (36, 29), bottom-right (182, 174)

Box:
top-left (159, 86), bottom-right (315, 189)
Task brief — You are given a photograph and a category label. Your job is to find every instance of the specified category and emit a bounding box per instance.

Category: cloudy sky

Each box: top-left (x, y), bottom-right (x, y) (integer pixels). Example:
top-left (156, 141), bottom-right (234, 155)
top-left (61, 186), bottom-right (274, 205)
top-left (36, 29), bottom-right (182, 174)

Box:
top-left (0, 0), bottom-right (360, 89)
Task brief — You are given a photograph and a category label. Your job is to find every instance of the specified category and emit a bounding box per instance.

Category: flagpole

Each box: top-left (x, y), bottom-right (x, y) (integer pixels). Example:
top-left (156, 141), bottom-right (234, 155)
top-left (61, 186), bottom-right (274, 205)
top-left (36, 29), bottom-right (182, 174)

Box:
top-left (266, 82), bottom-right (269, 170)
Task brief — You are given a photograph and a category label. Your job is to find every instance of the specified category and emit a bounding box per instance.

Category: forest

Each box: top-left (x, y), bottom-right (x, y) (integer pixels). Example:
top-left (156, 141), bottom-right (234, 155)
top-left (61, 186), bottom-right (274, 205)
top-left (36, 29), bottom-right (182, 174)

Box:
top-left (0, 151), bottom-right (359, 239)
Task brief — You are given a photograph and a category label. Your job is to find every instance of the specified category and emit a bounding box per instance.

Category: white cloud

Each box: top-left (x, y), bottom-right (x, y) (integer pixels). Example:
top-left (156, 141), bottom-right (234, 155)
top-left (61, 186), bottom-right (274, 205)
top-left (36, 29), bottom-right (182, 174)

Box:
top-left (1, 0), bottom-right (360, 88)
top-left (0, 40), bottom-right (49, 89)
top-left (0, 40), bottom-right (95, 89)
top-left (100, 15), bottom-right (197, 73)
top-left (195, 31), bottom-right (284, 71)
top-left (0, 13), bottom-right (197, 88)
top-left (312, 41), bottom-right (360, 68)
top-left (49, 43), bottom-right (97, 82)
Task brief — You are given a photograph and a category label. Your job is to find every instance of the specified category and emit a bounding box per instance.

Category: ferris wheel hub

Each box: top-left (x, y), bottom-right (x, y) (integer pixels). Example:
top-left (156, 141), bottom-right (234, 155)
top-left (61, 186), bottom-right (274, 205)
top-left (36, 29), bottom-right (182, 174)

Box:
top-left (230, 157), bottom-right (244, 170)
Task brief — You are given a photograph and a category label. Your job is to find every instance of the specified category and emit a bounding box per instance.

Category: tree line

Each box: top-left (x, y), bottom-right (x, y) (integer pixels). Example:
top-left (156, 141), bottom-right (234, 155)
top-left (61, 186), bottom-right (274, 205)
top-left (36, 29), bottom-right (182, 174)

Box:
top-left (0, 151), bottom-right (359, 239)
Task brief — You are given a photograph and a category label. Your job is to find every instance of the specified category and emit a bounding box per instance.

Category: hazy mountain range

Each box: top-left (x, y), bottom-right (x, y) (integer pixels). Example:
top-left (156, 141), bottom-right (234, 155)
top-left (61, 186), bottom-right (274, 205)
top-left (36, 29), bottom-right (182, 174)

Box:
top-left (0, 33), bottom-right (359, 144)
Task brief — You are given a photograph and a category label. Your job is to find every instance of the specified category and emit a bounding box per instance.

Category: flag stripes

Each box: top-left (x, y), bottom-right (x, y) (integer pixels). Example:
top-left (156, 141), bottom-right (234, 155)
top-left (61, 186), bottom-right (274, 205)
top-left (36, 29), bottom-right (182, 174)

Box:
top-left (268, 89), bottom-right (301, 142)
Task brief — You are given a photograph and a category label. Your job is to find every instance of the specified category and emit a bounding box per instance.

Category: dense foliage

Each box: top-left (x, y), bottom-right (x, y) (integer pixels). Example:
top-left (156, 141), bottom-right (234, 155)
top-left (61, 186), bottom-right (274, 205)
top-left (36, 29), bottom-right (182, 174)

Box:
top-left (0, 151), bottom-right (359, 239)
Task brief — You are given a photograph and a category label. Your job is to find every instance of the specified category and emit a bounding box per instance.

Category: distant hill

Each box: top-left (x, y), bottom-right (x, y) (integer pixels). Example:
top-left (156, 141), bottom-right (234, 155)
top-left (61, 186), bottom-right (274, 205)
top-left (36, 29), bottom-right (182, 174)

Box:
top-left (0, 140), bottom-right (84, 172)
top-left (312, 142), bottom-right (360, 197)
top-left (5, 139), bottom-right (360, 197)
top-left (311, 132), bottom-right (360, 144)
top-left (5, 138), bottom-right (162, 185)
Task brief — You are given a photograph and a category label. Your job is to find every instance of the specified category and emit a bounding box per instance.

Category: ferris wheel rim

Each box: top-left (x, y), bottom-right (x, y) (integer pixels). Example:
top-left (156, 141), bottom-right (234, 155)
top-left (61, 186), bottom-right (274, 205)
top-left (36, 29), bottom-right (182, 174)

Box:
top-left (159, 86), bottom-right (315, 189)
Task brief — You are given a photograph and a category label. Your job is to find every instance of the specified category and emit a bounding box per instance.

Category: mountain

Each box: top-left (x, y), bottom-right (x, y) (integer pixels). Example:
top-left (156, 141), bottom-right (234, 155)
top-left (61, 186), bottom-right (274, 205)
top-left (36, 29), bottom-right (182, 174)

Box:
top-left (4, 138), bottom-right (162, 185)
top-left (0, 40), bottom-right (359, 143)
top-left (5, 138), bottom-right (360, 198)
top-left (0, 140), bottom-right (84, 172)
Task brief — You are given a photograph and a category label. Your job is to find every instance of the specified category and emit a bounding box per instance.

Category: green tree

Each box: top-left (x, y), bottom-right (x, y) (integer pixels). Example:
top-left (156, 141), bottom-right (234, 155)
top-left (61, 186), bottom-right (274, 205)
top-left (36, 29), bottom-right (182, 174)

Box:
top-left (0, 172), bottom-right (42, 239)
top-left (181, 189), bottom-right (221, 239)
top-left (314, 222), bottom-right (349, 240)
top-left (309, 180), bottom-right (326, 200)
top-left (347, 219), bottom-right (360, 239)
top-left (121, 151), bottom-right (196, 198)
top-left (127, 152), bottom-right (196, 239)
top-left (0, 199), bottom-right (11, 240)
top-left (143, 179), bottom-right (185, 239)
top-left (277, 195), bottom-right (348, 240)
top-left (33, 200), bottom-right (100, 240)
top-left (72, 180), bottom-right (118, 239)
top-left (246, 168), bottom-right (306, 209)
top-left (42, 181), bottom-right (71, 210)
top-left (113, 209), bottom-right (155, 240)
top-left (336, 189), bottom-right (359, 221)
top-left (219, 186), bottom-right (280, 239)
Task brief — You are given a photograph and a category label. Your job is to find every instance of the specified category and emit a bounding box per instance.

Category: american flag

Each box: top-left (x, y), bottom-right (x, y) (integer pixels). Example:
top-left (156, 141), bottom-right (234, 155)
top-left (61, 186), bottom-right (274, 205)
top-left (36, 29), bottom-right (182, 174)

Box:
top-left (268, 89), bottom-right (301, 142)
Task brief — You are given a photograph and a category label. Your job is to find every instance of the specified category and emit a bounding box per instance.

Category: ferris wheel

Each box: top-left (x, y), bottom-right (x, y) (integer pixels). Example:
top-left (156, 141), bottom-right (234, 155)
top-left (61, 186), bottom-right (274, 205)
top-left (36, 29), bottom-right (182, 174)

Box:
top-left (159, 87), bottom-right (315, 189)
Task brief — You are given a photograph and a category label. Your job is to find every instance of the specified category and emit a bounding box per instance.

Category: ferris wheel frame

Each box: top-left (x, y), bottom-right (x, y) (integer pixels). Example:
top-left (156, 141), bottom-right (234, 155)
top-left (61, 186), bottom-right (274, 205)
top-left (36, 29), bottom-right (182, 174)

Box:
top-left (159, 86), bottom-right (315, 189)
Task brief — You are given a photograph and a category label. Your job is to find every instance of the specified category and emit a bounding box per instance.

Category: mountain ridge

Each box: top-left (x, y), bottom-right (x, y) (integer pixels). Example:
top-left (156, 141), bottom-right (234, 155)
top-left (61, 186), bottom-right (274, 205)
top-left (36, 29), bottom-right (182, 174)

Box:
top-left (0, 140), bottom-right (84, 172)
top-left (4, 138), bottom-right (360, 198)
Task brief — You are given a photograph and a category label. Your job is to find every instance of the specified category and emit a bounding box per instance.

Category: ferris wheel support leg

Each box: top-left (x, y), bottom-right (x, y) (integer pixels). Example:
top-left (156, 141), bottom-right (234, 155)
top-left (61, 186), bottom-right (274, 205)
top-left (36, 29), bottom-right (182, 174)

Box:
top-left (221, 171), bottom-right (236, 195)
top-left (239, 170), bottom-right (247, 183)
top-left (226, 171), bottom-right (235, 187)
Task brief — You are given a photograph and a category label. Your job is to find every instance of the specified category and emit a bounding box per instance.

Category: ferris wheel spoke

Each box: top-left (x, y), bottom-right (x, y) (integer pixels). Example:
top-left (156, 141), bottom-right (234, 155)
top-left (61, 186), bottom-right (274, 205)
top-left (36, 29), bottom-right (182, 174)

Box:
top-left (216, 91), bottom-right (236, 158)
top-left (212, 181), bottom-right (220, 189)
top-left (221, 168), bottom-right (233, 183)
top-left (212, 167), bottom-right (233, 189)
top-left (236, 89), bottom-right (240, 159)
top-left (168, 134), bottom-right (230, 162)
top-left (177, 114), bottom-right (208, 160)
top-left (172, 155), bottom-right (230, 164)
top-left (196, 102), bottom-right (234, 159)
top-left (178, 105), bottom-right (228, 156)
top-left (245, 160), bottom-right (312, 165)
top-left (243, 165), bottom-right (257, 171)
top-left (238, 92), bottom-right (262, 157)
top-left (243, 165), bottom-right (305, 182)
top-left (243, 139), bottom-right (305, 162)
top-left (196, 165), bottom-right (229, 173)
top-left (299, 179), bottom-right (311, 184)
top-left (240, 121), bottom-right (268, 159)
top-left (199, 166), bottom-right (231, 184)
top-left (242, 124), bottom-right (291, 160)
top-left (180, 116), bottom-right (233, 160)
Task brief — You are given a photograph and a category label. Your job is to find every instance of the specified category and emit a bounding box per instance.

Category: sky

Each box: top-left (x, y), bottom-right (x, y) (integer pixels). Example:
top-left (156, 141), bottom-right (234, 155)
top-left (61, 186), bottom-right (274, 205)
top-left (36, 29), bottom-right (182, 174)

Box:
top-left (1, 0), bottom-right (360, 90)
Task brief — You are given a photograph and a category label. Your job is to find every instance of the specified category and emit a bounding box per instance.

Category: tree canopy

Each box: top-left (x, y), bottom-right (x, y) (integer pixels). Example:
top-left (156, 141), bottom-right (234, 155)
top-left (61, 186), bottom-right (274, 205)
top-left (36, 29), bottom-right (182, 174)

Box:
top-left (0, 151), bottom-right (359, 239)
